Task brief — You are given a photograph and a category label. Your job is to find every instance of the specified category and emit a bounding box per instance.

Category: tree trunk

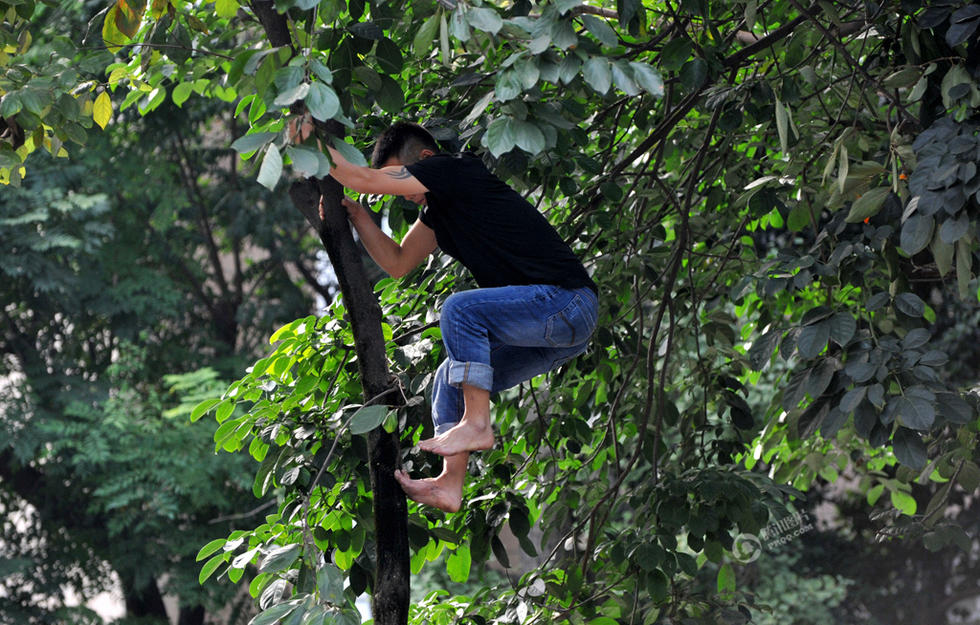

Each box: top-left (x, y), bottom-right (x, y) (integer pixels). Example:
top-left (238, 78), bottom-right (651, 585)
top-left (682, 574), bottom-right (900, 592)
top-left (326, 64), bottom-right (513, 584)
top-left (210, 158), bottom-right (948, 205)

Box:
top-left (246, 3), bottom-right (409, 620)
top-left (289, 177), bottom-right (410, 625)
top-left (178, 604), bottom-right (206, 625)
top-left (121, 576), bottom-right (169, 623)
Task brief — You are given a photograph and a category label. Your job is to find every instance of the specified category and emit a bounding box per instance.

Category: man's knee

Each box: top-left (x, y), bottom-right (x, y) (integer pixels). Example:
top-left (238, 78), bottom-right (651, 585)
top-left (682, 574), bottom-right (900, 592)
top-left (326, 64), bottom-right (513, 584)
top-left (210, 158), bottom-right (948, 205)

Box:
top-left (440, 291), bottom-right (475, 331)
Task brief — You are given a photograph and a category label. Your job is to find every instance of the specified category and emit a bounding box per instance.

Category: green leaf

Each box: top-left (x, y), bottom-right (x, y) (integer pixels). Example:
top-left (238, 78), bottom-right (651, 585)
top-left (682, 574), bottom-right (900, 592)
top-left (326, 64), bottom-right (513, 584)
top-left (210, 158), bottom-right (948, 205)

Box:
top-left (463, 91), bottom-right (494, 125)
top-left (375, 38), bottom-right (404, 74)
top-left (679, 58), bottom-right (707, 89)
top-left (467, 7), bottom-right (502, 34)
top-left (310, 59), bottom-right (333, 84)
top-left (273, 66), bottom-right (304, 94)
top-left (253, 451), bottom-right (279, 498)
top-left (274, 82), bottom-right (309, 107)
top-left (828, 312), bottom-right (856, 346)
top-left (582, 57), bottom-right (612, 94)
top-left (555, 0), bottom-right (582, 13)
top-left (932, 236), bottom-right (955, 276)
top-left (215, 400), bottom-right (235, 423)
top-left (306, 82), bottom-right (340, 121)
top-left (797, 321), bottom-right (830, 359)
top-left (249, 603), bottom-right (298, 625)
top-left (231, 132), bottom-right (277, 154)
top-left (440, 13), bottom-right (450, 66)
top-left (903, 328), bottom-right (930, 350)
top-left (515, 58), bottom-right (540, 89)
top-left (867, 483), bottom-right (884, 505)
top-left (582, 14), bottom-right (618, 46)
top-left (196, 538), bottom-right (227, 562)
top-left (412, 11), bottom-right (442, 57)
top-left (890, 489), bottom-right (917, 516)
top-left (893, 427), bottom-right (927, 469)
top-left (215, 0), bottom-right (239, 18)
top-left (349, 21), bottom-right (384, 40)
top-left (629, 62), bottom-right (664, 97)
top-left (660, 38), bottom-right (692, 72)
top-left (199, 553), bottom-right (227, 585)
top-left (355, 65), bottom-right (383, 91)
top-left (894, 292), bottom-right (925, 317)
top-left (550, 18), bottom-right (577, 49)
top-left (316, 562), bottom-right (345, 604)
top-left (717, 562), bottom-right (735, 596)
top-left (450, 7), bottom-right (471, 41)
top-left (483, 117), bottom-right (515, 157)
top-left (956, 238), bottom-right (972, 300)
top-left (446, 545), bottom-right (472, 583)
top-left (895, 395), bottom-right (935, 430)
top-left (883, 66), bottom-right (921, 89)
top-left (748, 327), bottom-right (780, 371)
top-left (494, 69), bottom-right (522, 102)
top-left (376, 75), bottom-right (404, 113)
top-left (331, 138), bottom-right (368, 168)
top-left (845, 187), bottom-right (890, 223)
top-left (839, 387), bottom-right (866, 418)
top-left (260, 544), bottom-right (301, 573)
top-left (172, 81), bottom-right (194, 107)
top-left (0, 92), bottom-right (22, 118)
top-left (900, 214), bottom-right (934, 255)
top-left (940, 212), bottom-right (969, 244)
top-left (559, 54), bottom-right (582, 84)
top-left (16, 89), bottom-right (43, 117)
top-left (611, 61), bottom-right (639, 96)
top-left (350, 404), bottom-right (388, 434)
top-left (191, 398), bottom-right (221, 422)
top-left (286, 147), bottom-right (320, 178)
top-left (775, 99), bottom-right (789, 155)
top-left (845, 361), bottom-right (876, 384)
top-left (257, 145), bottom-right (283, 190)
top-left (936, 392), bottom-right (974, 424)
top-left (512, 120), bottom-right (545, 154)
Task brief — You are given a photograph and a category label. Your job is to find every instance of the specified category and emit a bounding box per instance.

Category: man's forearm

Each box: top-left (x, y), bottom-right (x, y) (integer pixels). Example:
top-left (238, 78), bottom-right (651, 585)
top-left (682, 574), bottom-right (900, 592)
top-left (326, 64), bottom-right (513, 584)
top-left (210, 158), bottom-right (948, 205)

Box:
top-left (326, 145), bottom-right (428, 196)
top-left (326, 145), bottom-right (371, 191)
top-left (350, 212), bottom-right (410, 278)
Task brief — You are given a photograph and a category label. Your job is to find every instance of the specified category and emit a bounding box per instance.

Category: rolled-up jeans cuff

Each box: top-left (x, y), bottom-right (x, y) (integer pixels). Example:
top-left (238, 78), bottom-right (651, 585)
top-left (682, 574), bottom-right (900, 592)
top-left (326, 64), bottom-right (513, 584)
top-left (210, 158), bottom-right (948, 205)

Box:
top-left (434, 421), bottom-right (457, 436)
top-left (446, 360), bottom-right (493, 391)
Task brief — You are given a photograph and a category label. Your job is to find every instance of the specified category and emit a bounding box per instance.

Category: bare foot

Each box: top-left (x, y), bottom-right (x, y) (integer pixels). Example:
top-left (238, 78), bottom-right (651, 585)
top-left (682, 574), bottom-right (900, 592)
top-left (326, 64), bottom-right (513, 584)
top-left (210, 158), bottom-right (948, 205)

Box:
top-left (394, 469), bottom-right (462, 513)
top-left (419, 419), bottom-right (494, 457)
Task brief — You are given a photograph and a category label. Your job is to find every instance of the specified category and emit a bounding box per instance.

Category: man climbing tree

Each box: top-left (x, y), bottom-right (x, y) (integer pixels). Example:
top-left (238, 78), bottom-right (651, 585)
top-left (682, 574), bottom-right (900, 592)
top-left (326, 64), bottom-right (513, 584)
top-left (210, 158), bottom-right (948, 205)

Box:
top-left (321, 122), bottom-right (598, 512)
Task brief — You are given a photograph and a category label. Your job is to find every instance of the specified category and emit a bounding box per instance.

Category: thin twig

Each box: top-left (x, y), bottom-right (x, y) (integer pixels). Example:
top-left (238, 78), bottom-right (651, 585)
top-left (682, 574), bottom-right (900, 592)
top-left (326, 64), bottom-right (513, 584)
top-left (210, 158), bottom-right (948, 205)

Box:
top-left (89, 41), bottom-right (236, 61)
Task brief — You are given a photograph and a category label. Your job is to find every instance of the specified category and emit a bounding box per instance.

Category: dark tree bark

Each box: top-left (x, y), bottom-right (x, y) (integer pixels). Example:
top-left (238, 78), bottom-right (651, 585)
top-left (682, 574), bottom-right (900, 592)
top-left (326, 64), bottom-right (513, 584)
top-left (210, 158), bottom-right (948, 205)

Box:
top-left (249, 0), bottom-right (293, 48)
top-left (289, 176), bottom-right (410, 625)
top-left (121, 577), bottom-right (169, 622)
top-left (178, 604), bottom-right (206, 625)
top-left (240, 5), bottom-right (410, 622)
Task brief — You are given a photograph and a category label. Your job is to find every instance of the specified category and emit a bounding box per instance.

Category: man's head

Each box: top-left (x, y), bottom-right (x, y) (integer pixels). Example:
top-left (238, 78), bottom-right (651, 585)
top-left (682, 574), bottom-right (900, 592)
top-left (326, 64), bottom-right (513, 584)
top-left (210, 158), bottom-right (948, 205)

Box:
top-left (371, 121), bottom-right (439, 168)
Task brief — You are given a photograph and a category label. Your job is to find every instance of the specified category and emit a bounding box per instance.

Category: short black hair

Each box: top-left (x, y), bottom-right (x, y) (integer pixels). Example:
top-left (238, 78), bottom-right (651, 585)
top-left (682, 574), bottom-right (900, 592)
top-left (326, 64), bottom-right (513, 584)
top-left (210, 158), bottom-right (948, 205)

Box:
top-left (371, 121), bottom-right (439, 168)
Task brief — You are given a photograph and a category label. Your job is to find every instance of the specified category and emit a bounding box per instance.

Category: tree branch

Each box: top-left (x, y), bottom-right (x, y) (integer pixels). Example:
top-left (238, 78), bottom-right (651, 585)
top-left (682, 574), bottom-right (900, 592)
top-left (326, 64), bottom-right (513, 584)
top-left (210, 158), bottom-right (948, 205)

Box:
top-left (173, 129), bottom-right (232, 299)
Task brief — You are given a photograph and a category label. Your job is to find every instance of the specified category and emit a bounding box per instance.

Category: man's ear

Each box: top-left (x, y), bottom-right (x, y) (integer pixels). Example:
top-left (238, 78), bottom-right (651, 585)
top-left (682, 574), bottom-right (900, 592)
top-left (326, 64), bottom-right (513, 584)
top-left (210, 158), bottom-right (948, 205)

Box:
top-left (419, 148), bottom-right (435, 159)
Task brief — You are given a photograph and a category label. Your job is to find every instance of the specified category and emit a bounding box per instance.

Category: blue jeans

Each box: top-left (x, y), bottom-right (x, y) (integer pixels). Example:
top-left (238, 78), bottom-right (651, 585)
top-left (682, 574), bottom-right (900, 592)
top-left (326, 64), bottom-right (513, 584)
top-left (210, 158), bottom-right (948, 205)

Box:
top-left (431, 284), bottom-right (598, 435)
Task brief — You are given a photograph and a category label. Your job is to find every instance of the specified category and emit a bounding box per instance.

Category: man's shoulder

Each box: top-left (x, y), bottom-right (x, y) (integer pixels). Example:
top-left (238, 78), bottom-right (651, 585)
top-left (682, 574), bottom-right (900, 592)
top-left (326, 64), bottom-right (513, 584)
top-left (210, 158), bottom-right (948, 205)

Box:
top-left (409, 152), bottom-right (492, 185)
top-left (422, 151), bottom-right (483, 166)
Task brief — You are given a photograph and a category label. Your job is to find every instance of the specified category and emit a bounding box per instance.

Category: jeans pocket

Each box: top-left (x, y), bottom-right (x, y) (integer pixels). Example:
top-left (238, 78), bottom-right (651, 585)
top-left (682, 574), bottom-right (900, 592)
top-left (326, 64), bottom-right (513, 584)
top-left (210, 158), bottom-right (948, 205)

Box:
top-left (546, 294), bottom-right (593, 347)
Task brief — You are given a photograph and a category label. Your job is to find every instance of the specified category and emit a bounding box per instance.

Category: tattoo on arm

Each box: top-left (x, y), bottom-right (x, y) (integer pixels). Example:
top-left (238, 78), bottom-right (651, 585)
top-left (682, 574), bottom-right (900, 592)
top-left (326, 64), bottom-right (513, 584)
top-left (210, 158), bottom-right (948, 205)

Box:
top-left (384, 166), bottom-right (413, 180)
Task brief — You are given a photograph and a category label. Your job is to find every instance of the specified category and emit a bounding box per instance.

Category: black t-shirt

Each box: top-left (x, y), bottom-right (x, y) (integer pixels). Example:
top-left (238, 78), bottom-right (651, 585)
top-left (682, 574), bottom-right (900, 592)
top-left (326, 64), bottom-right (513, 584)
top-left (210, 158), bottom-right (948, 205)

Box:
top-left (406, 153), bottom-right (596, 292)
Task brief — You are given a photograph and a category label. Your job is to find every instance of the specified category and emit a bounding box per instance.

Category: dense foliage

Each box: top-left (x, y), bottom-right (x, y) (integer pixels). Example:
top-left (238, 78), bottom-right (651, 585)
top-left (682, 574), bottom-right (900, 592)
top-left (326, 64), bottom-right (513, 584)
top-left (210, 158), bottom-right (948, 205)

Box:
top-left (3, 0), bottom-right (980, 623)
